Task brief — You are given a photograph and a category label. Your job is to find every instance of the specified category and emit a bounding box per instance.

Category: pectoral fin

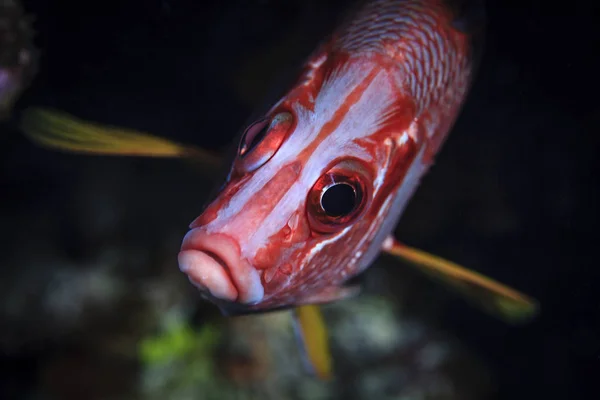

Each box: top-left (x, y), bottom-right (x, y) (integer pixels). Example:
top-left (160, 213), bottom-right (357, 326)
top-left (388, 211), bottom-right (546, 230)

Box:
top-left (20, 107), bottom-right (221, 166)
top-left (382, 236), bottom-right (539, 324)
top-left (291, 305), bottom-right (332, 380)
top-left (296, 284), bottom-right (361, 305)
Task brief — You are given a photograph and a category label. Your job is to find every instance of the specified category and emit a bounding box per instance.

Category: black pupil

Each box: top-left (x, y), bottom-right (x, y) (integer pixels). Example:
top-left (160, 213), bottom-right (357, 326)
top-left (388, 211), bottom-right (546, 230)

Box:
top-left (321, 183), bottom-right (357, 217)
top-left (241, 119), bottom-right (269, 156)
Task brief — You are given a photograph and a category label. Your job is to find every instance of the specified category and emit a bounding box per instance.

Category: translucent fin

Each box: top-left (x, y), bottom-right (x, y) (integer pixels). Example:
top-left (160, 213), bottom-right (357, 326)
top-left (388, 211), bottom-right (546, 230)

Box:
top-left (291, 305), bottom-right (333, 380)
top-left (295, 284), bottom-right (361, 306)
top-left (382, 237), bottom-right (539, 324)
top-left (20, 107), bottom-right (221, 164)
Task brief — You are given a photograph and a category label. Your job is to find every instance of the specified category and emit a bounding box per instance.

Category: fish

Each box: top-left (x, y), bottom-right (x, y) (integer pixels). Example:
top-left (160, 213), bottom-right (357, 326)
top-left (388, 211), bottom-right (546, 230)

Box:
top-left (19, 0), bottom-right (538, 381)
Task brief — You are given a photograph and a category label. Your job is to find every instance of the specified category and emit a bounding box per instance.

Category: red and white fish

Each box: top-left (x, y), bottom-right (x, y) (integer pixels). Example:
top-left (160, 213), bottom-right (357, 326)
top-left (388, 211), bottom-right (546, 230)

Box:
top-left (178, 0), bottom-right (483, 314)
top-left (21, 0), bottom-right (537, 380)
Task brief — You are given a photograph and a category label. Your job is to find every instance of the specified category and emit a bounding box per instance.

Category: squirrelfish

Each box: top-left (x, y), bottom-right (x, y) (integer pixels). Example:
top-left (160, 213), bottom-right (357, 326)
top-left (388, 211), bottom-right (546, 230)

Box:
top-left (178, 0), bottom-right (484, 313)
top-left (20, 0), bottom-right (538, 380)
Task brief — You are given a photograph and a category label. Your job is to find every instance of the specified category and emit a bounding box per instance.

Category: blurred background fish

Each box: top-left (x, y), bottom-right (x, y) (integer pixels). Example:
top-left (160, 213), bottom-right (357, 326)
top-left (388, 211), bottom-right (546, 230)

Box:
top-left (0, 0), bottom-right (37, 121)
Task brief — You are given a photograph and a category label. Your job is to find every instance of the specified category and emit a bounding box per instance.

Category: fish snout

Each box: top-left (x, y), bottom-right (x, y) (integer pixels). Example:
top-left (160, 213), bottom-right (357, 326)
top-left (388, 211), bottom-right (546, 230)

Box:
top-left (178, 229), bottom-right (264, 304)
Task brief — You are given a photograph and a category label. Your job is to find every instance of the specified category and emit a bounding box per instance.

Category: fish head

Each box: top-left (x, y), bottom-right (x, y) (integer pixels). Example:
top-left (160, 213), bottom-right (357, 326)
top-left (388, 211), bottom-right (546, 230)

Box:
top-left (178, 58), bottom-right (423, 314)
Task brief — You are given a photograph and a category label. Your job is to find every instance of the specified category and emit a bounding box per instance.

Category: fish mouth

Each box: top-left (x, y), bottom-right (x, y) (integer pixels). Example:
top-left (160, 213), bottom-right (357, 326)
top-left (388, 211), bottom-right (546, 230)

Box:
top-left (178, 228), bottom-right (264, 304)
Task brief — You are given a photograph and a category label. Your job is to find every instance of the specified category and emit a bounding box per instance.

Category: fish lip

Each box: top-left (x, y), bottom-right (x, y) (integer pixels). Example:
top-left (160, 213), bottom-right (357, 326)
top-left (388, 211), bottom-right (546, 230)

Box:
top-left (179, 228), bottom-right (265, 304)
top-left (178, 247), bottom-right (239, 302)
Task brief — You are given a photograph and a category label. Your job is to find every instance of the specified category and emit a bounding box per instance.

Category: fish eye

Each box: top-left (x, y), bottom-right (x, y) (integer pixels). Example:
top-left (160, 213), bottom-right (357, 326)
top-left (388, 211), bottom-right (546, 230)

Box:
top-left (236, 112), bottom-right (293, 174)
top-left (307, 159), bottom-right (371, 234)
top-left (239, 118), bottom-right (269, 157)
top-left (320, 182), bottom-right (359, 218)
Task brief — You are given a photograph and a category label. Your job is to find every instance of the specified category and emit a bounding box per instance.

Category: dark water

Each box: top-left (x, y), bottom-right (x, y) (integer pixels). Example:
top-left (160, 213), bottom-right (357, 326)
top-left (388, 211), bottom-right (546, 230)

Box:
top-left (1, 0), bottom-right (599, 399)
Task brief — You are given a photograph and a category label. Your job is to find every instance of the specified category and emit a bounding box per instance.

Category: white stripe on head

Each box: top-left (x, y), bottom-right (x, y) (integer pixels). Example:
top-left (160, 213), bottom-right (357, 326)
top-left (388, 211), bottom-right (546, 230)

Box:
top-left (206, 59), bottom-right (399, 258)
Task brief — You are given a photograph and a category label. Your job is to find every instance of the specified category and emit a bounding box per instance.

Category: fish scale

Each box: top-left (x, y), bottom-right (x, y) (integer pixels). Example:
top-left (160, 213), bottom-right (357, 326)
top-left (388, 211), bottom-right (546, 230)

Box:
top-left (334, 0), bottom-right (469, 119)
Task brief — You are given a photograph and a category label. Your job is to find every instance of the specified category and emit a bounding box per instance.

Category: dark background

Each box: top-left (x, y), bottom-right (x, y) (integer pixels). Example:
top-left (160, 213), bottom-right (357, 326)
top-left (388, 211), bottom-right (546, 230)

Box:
top-left (2, 0), bottom-right (599, 399)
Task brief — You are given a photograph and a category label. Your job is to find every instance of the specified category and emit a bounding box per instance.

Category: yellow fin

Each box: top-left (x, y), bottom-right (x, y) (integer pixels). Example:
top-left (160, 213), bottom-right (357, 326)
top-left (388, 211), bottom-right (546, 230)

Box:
top-left (20, 107), bottom-right (221, 164)
top-left (291, 305), bottom-right (333, 380)
top-left (382, 237), bottom-right (539, 324)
